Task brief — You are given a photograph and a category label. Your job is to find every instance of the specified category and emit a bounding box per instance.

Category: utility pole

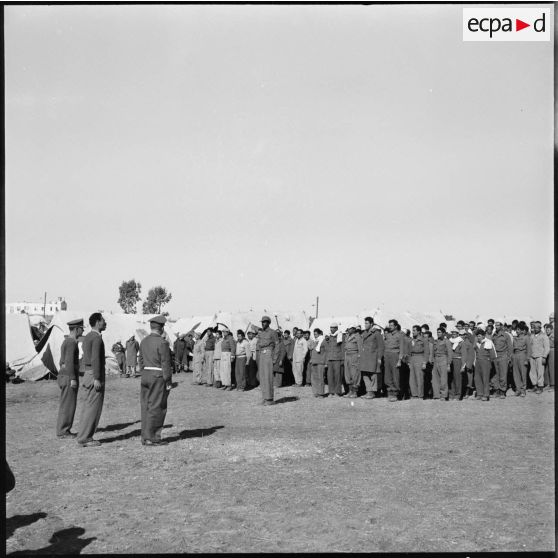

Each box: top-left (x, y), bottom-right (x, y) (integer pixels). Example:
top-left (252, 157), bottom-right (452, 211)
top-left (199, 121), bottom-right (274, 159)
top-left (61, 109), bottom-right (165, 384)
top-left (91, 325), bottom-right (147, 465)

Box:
top-left (315, 296), bottom-right (319, 319)
top-left (43, 292), bottom-right (47, 318)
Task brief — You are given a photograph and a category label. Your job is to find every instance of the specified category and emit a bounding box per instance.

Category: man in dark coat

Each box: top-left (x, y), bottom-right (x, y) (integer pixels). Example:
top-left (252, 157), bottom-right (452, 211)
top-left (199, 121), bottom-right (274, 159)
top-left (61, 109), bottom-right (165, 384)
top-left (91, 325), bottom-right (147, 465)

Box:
top-left (360, 317), bottom-right (385, 399)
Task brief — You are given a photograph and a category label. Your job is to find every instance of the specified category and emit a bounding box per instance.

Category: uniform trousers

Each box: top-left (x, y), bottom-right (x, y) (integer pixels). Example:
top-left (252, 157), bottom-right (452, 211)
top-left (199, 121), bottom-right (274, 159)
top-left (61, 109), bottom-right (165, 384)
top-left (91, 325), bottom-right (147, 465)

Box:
top-left (235, 356), bottom-right (247, 389)
top-left (247, 358), bottom-right (258, 388)
top-left (311, 364), bottom-right (325, 396)
top-left (344, 352), bottom-right (361, 390)
top-left (220, 353), bottom-right (232, 386)
top-left (259, 349), bottom-right (274, 401)
top-left (450, 358), bottom-right (464, 399)
top-left (466, 366), bottom-right (475, 390)
top-left (213, 358), bottom-right (221, 383)
top-left (474, 359), bottom-right (491, 397)
top-left (494, 354), bottom-right (510, 393)
top-left (432, 356), bottom-right (449, 399)
top-left (362, 372), bottom-right (379, 393)
top-left (292, 360), bottom-right (304, 385)
top-left (544, 348), bottom-right (554, 387)
top-left (303, 353), bottom-right (311, 385)
top-left (140, 370), bottom-right (169, 441)
top-left (326, 360), bottom-right (343, 395)
top-left (408, 355), bottom-right (425, 398)
top-left (76, 371), bottom-right (105, 444)
top-left (512, 351), bottom-right (528, 393)
top-left (56, 375), bottom-right (78, 436)
top-left (529, 357), bottom-right (545, 388)
top-left (203, 351), bottom-right (214, 385)
top-left (383, 352), bottom-right (400, 396)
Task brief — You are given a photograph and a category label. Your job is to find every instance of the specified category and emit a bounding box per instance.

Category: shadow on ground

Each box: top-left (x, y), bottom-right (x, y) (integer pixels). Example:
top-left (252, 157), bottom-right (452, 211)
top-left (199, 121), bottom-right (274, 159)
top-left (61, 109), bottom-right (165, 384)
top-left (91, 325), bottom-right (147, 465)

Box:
top-left (96, 420), bottom-right (140, 433)
top-left (164, 425), bottom-right (224, 444)
top-left (100, 424), bottom-right (173, 444)
top-left (8, 527), bottom-right (96, 555)
top-left (6, 512), bottom-right (47, 539)
top-left (274, 396), bottom-right (299, 404)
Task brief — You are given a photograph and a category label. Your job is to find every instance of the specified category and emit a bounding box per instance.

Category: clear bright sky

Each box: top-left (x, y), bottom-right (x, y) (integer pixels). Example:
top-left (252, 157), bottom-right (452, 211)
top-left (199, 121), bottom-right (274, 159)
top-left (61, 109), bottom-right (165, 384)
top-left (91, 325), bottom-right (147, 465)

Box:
top-left (5, 4), bottom-right (554, 320)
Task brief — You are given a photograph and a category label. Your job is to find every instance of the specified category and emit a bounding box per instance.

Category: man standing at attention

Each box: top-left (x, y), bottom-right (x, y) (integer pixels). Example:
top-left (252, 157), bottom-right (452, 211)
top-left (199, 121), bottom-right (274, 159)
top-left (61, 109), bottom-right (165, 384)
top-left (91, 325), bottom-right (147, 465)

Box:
top-left (492, 320), bottom-right (513, 398)
top-left (220, 328), bottom-right (236, 391)
top-left (384, 319), bottom-right (405, 402)
top-left (408, 325), bottom-right (429, 400)
top-left (512, 323), bottom-right (531, 397)
top-left (246, 329), bottom-right (259, 389)
top-left (324, 323), bottom-right (344, 397)
top-left (432, 328), bottom-right (453, 401)
top-left (202, 328), bottom-right (215, 387)
top-left (138, 315), bottom-right (172, 446)
top-left (57, 318), bottom-right (84, 439)
top-left (292, 329), bottom-right (308, 387)
top-left (77, 313), bottom-right (107, 448)
top-left (530, 321), bottom-right (550, 395)
top-left (359, 317), bottom-right (384, 400)
top-left (544, 323), bottom-right (554, 391)
top-left (125, 335), bottom-right (140, 378)
top-left (257, 316), bottom-right (279, 405)
top-left (344, 325), bottom-right (363, 398)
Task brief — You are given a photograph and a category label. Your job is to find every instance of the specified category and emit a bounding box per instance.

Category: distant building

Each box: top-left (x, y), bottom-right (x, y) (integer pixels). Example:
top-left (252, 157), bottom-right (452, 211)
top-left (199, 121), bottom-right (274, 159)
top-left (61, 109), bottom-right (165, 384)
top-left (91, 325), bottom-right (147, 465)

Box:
top-left (6, 297), bottom-right (67, 316)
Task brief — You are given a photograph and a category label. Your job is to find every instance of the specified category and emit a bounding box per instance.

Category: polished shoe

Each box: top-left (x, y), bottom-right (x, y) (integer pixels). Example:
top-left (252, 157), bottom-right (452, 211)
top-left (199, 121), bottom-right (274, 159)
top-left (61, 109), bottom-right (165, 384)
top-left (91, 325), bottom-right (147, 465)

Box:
top-left (143, 439), bottom-right (168, 446)
top-left (57, 432), bottom-right (77, 439)
top-left (78, 439), bottom-right (101, 447)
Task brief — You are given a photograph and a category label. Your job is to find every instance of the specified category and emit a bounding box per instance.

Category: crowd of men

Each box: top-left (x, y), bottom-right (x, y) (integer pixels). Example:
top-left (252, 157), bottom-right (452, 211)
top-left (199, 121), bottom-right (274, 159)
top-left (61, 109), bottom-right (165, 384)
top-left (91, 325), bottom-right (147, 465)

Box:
top-left (53, 311), bottom-right (554, 447)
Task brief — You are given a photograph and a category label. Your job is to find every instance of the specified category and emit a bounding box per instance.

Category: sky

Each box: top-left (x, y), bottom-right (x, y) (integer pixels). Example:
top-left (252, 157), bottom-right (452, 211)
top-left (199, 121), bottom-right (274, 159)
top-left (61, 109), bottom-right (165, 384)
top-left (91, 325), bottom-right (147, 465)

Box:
top-left (4, 4), bottom-right (554, 321)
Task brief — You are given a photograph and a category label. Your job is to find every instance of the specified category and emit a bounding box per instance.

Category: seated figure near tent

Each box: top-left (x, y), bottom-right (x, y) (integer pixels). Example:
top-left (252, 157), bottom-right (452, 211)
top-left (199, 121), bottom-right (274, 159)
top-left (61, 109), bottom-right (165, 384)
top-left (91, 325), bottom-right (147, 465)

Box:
top-left (57, 318), bottom-right (84, 439)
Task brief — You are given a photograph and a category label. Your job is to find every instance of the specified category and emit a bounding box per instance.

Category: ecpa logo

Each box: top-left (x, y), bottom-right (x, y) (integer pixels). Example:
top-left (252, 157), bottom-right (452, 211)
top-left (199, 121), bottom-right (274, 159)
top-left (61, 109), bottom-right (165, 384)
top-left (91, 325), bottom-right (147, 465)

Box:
top-left (463, 8), bottom-right (551, 41)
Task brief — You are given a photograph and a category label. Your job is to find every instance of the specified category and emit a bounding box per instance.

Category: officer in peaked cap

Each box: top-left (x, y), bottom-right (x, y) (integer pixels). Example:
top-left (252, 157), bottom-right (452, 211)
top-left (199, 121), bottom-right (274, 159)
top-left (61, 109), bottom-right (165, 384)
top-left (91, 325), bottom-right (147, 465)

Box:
top-left (138, 314), bottom-right (172, 446)
top-left (56, 318), bottom-right (85, 439)
top-left (257, 315), bottom-right (279, 405)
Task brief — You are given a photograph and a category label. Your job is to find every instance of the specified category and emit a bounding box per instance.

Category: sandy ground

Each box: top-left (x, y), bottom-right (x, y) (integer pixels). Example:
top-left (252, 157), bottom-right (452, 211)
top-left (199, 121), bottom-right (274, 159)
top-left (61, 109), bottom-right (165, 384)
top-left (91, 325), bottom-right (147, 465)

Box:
top-left (5, 373), bottom-right (555, 554)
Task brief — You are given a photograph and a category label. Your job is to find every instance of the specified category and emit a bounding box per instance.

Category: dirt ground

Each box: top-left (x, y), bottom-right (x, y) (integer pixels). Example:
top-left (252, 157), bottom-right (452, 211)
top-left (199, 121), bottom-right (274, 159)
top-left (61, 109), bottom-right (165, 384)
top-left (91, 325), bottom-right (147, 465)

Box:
top-left (5, 372), bottom-right (555, 554)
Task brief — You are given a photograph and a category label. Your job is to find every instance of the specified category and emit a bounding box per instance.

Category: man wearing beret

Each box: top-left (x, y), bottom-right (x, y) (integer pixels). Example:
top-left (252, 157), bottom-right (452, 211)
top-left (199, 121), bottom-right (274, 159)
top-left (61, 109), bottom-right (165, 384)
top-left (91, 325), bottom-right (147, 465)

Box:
top-left (138, 315), bottom-right (173, 445)
top-left (256, 316), bottom-right (280, 405)
top-left (56, 318), bottom-right (84, 438)
top-left (76, 313), bottom-right (107, 447)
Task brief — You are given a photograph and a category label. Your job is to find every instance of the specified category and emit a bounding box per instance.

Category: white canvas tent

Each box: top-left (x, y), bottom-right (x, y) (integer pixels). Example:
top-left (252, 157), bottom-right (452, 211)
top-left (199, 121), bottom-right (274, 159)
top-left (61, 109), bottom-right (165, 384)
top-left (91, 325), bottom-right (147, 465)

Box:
top-left (6, 313), bottom-right (38, 368)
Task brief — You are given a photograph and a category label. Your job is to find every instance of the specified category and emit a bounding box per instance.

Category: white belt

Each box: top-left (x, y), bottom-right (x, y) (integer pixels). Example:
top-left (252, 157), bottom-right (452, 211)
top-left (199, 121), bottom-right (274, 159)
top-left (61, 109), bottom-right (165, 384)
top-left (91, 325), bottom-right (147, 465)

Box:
top-left (144, 366), bottom-right (162, 371)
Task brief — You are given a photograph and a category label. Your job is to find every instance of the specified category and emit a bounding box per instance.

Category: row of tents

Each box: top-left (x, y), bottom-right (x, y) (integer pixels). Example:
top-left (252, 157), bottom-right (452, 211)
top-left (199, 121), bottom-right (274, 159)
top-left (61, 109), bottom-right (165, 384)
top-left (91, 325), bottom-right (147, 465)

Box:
top-left (6, 309), bottom-right (535, 382)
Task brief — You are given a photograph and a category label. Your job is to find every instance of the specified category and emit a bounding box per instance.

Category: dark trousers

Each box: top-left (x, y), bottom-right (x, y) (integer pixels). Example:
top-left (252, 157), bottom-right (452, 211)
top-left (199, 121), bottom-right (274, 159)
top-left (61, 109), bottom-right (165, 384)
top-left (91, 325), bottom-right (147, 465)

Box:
top-left (56, 375), bottom-right (78, 436)
top-left (311, 364), bottom-right (325, 396)
top-left (450, 358), bottom-right (464, 399)
top-left (235, 356), bottom-right (247, 389)
top-left (544, 348), bottom-right (555, 387)
top-left (512, 352), bottom-right (528, 392)
top-left (475, 359), bottom-right (491, 398)
top-left (140, 371), bottom-right (169, 441)
top-left (303, 354), bottom-right (312, 385)
top-left (247, 359), bottom-right (258, 388)
top-left (383, 352), bottom-right (400, 396)
top-left (466, 366), bottom-right (475, 390)
top-left (494, 355), bottom-right (509, 393)
top-left (259, 351), bottom-right (274, 401)
top-left (326, 360), bottom-right (343, 395)
top-left (77, 371), bottom-right (104, 444)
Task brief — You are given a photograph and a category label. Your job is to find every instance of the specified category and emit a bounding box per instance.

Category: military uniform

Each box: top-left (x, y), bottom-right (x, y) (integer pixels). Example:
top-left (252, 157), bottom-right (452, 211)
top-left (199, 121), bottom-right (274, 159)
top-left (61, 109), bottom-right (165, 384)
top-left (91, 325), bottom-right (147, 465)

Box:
top-left (56, 319), bottom-right (82, 437)
top-left (138, 316), bottom-right (172, 444)
top-left (309, 338), bottom-right (326, 397)
top-left (450, 335), bottom-right (474, 400)
top-left (432, 337), bottom-right (453, 400)
top-left (256, 317), bottom-right (279, 403)
top-left (220, 333), bottom-right (236, 388)
top-left (512, 333), bottom-right (531, 396)
top-left (474, 338), bottom-right (497, 400)
top-left (77, 329), bottom-right (106, 445)
top-left (408, 334), bottom-right (429, 399)
top-left (247, 335), bottom-right (259, 388)
top-left (344, 330), bottom-right (363, 397)
top-left (203, 334), bottom-right (215, 385)
top-left (173, 337), bottom-right (187, 373)
top-left (273, 339), bottom-right (287, 387)
top-left (192, 337), bottom-right (205, 384)
top-left (492, 328), bottom-right (512, 397)
top-left (125, 337), bottom-right (139, 377)
top-left (384, 330), bottom-right (405, 400)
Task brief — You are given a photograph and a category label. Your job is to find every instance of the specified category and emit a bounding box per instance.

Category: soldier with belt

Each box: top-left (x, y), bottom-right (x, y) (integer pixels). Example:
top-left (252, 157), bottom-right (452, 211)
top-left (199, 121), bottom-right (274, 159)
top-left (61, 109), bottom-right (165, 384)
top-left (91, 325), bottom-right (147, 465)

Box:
top-left (384, 320), bottom-right (405, 402)
top-left (512, 323), bottom-right (531, 397)
top-left (408, 325), bottom-right (429, 400)
top-left (432, 329), bottom-right (453, 401)
top-left (492, 320), bottom-right (513, 398)
top-left (256, 315), bottom-right (279, 405)
top-left (324, 323), bottom-right (344, 397)
top-left (56, 318), bottom-right (84, 438)
top-left (344, 325), bottom-right (363, 398)
top-left (474, 329), bottom-right (497, 401)
top-left (359, 318), bottom-right (384, 399)
top-left (76, 313), bottom-right (107, 448)
top-left (138, 315), bottom-right (172, 446)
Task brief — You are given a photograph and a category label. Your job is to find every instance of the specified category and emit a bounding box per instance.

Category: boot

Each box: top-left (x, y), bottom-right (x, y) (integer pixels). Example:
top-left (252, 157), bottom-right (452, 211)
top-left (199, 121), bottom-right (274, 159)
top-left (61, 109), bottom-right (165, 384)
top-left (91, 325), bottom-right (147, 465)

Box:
top-left (214, 380), bottom-right (222, 388)
top-left (363, 391), bottom-right (375, 399)
top-left (348, 387), bottom-right (358, 398)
